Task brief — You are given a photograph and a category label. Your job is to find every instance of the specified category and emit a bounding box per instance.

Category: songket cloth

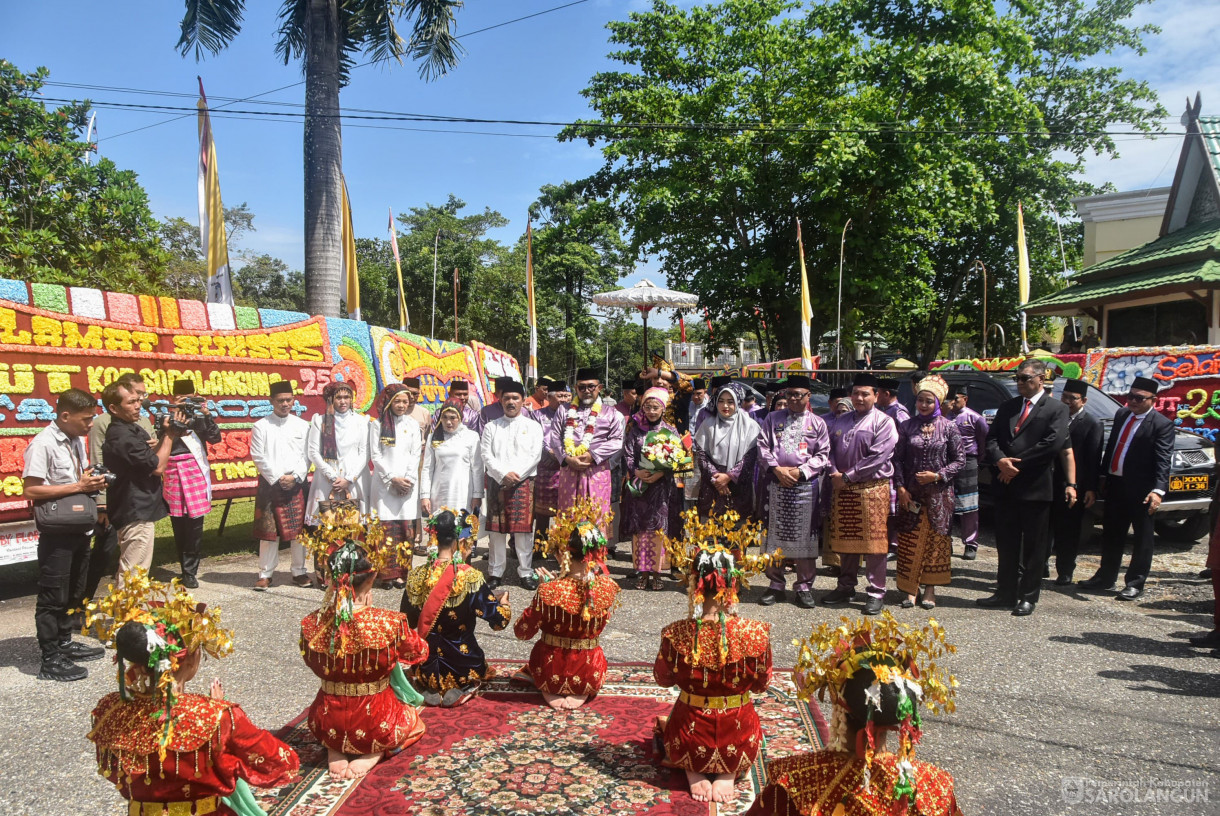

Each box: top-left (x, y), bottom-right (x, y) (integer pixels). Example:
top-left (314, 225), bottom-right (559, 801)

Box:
top-left (90, 693), bottom-right (300, 816)
top-left (755, 409), bottom-right (830, 559)
top-left (252, 478), bottom-right (306, 542)
top-left (893, 413), bottom-right (964, 594)
top-left (533, 404), bottom-right (563, 518)
top-left (402, 563), bottom-right (511, 691)
top-left (163, 453), bottom-right (212, 518)
top-left (553, 401), bottom-right (624, 539)
top-left (953, 455), bottom-right (979, 514)
top-left (300, 606), bottom-right (429, 755)
top-left (826, 407), bottom-right (898, 555)
top-left (513, 573), bottom-right (620, 697)
top-left (653, 617), bottom-right (773, 775)
top-left (621, 415), bottom-right (681, 572)
top-left (826, 479), bottom-right (892, 555)
top-left (486, 476), bottom-right (535, 534)
top-left (746, 752), bottom-right (962, 816)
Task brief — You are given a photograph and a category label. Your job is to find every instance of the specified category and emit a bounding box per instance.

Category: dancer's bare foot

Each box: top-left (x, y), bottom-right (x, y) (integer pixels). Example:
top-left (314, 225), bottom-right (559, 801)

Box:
top-left (560, 694), bottom-right (587, 709)
top-left (710, 775), bottom-right (737, 802)
top-left (345, 753), bottom-right (381, 779)
top-left (686, 770), bottom-right (712, 802)
top-left (542, 692), bottom-right (567, 710)
top-left (327, 748), bottom-right (349, 781)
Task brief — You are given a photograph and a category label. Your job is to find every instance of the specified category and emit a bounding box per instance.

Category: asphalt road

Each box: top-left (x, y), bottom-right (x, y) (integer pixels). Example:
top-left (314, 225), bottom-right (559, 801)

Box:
top-left (0, 523), bottom-right (1216, 816)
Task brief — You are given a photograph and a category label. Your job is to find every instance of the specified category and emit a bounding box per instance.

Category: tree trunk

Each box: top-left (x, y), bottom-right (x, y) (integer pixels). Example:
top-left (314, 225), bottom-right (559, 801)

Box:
top-left (303, 0), bottom-right (344, 317)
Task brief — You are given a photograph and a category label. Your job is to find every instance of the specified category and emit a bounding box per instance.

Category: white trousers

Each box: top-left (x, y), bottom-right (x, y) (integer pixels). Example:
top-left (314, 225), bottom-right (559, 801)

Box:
top-left (488, 532), bottom-right (534, 579)
top-left (258, 539), bottom-right (308, 578)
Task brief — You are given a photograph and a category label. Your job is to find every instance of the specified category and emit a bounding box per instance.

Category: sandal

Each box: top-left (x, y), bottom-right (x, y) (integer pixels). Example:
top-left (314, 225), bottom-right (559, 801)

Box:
top-left (647, 574), bottom-right (664, 591)
top-left (919, 599), bottom-right (936, 610)
top-left (900, 598), bottom-right (915, 609)
top-left (392, 578), bottom-right (406, 590)
top-left (635, 574), bottom-right (649, 591)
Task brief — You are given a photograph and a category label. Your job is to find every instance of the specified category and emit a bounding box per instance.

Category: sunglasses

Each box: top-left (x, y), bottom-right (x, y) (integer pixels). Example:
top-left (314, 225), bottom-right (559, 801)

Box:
top-left (1014, 374), bottom-right (1042, 383)
top-left (1126, 393), bottom-right (1153, 403)
top-left (788, 391), bottom-right (811, 400)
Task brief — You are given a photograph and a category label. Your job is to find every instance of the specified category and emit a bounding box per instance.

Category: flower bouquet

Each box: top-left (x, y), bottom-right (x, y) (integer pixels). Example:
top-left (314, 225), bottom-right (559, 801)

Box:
top-left (628, 428), bottom-right (694, 496)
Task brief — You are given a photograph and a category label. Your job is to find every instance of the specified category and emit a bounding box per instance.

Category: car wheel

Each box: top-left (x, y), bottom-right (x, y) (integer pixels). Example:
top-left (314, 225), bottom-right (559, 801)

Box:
top-left (1154, 514), bottom-right (1212, 543)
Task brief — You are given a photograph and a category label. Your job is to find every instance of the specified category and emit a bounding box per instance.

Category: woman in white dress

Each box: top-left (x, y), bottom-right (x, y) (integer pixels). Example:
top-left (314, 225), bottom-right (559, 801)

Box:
top-left (421, 399), bottom-right (483, 520)
top-left (305, 380), bottom-right (370, 524)
top-left (369, 383), bottom-right (423, 587)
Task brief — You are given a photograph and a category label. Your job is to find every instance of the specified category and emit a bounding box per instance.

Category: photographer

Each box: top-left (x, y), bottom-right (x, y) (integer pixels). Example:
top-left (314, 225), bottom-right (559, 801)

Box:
top-left (85, 372), bottom-right (151, 622)
top-left (22, 388), bottom-right (108, 681)
top-left (162, 379), bottom-right (221, 588)
top-left (101, 379), bottom-right (183, 585)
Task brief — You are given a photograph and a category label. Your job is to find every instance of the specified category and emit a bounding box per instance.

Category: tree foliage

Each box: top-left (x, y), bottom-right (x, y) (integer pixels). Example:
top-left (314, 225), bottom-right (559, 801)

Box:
top-left (566, 0), bottom-right (1165, 364)
top-left (0, 61), bottom-right (167, 292)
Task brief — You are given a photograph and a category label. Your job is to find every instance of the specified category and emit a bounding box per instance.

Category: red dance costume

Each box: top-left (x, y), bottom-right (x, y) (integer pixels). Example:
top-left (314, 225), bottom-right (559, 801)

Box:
top-left (746, 752), bottom-right (962, 816)
top-left (654, 616), bottom-right (772, 775)
top-left (513, 573), bottom-right (621, 697)
top-left (301, 605), bottom-right (429, 755)
top-left (90, 693), bottom-right (299, 816)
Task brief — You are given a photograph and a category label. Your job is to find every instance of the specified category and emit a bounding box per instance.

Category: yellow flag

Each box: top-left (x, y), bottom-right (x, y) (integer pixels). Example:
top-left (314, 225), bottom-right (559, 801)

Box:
top-left (340, 177), bottom-right (359, 320)
top-left (387, 208), bottom-right (409, 331)
top-left (797, 219), bottom-right (813, 369)
top-left (196, 78), bottom-right (233, 306)
top-left (1017, 202), bottom-right (1030, 351)
top-left (526, 221), bottom-right (538, 380)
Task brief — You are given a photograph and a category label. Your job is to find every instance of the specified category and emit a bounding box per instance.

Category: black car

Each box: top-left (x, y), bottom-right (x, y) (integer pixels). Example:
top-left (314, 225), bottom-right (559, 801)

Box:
top-left (899, 372), bottom-right (1216, 541)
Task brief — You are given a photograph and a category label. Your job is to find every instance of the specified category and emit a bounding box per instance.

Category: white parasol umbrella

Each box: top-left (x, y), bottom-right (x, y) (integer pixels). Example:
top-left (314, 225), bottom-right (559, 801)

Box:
top-left (591, 279), bottom-right (700, 366)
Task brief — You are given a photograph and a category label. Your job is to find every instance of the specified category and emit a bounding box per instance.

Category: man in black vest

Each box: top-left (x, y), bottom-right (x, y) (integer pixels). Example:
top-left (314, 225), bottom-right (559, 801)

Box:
top-left (1050, 379), bottom-right (1104, 585)
top-left (1079, 376), bottom-right (1173, 600)
top-left (978, 359), bottom-right (1069, 616)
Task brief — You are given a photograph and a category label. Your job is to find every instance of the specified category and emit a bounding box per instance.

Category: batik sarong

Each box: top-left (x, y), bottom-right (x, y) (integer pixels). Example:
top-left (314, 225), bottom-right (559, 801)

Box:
top-left (895, 506), bottom-right (952, 595)
top-left (632, 530), bottom-right (670, 573)
top-left (764, 479), bottom-right (818, 559)
top-left (558, 464), bottom-right (614, 540)
top-left (827, 478), bottom-right (891, 555)
top-left (486, 475), bottom-right (535, 534)
top-left (534, 460), bottom-right (561, 519)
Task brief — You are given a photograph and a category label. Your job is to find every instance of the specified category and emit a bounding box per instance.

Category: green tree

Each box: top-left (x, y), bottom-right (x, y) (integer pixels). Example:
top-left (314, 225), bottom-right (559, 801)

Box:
top-left (233, 254), bottom-right (306, 311)
top-left (159, 203), bottom-right (256, 299)
top-left (0, 61), bottom-right (166, 292)
top-left (177, 0), bottom-right (465, 317)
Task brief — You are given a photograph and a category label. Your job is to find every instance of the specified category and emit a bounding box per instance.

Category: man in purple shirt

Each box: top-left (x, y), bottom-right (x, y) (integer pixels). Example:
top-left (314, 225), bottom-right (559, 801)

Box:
top-left (877, 378), bottom-right (910, 425)
top-left (822, 373), bottom-right (899, 615)
top-left (473, 376), bottom-right (534, 434)
top-left (943, 385), bottom-right (989, 559)
top-left (552, 368), bottom-right (625, 541)
top-left (756, 374), bottom-right (830, 608)
top-left (444, 378), bottom-right (483, 431)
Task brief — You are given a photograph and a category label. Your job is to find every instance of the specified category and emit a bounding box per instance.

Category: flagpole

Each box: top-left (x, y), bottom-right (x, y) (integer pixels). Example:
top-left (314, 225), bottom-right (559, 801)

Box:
top-left (388, 208), bottom-right (408, 331)
top-left (796, 217), bottom-right (813, 370)
top-left (453, 268), bottom-right (460, 343)
top-left (431, 229), bottom-right (442, 338)
top-left (197, 77), bottom-right (233, 307)
top-left (836, 219), bottom-right (852, 369)
top-left (525, 221), bottom-right (538, 381)
top-left (1016, 202), bottom-right (1030, 354)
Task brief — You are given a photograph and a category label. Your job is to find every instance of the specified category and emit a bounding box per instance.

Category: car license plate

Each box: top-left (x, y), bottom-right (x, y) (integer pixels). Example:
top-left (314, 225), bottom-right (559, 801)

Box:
top-left (1169, 474), bottom-right (1209, 492)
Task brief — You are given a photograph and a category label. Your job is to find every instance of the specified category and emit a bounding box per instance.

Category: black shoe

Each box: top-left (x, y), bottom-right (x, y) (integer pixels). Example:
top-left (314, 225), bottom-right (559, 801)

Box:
top-left (37, 654), bottom-right (87, 682)
top-left (821, 587), bottom-right (855, 606)
top-left (1189, 629), bottom-right (1220, 648)
top-left (1012, 601), bottom-right (1035, 617)
top-left (976, 593), bottom-right (1015, 609)
top-left (962, 547), bottom-right (977, 561)
top-left (1078, 575), bottom-right (1116, 590)
top-left (68, 611), bottom-right (84, 633)
top-left (886, 552), bottom-right (897, 562)
top-left (486, 576), bottom-right (503, 591)
top-left (59, 640), bottom-right (104, 661)
top-left (794, 590), bottom-right (817, 609)
top-left (759, 588), bottom-right (785, 606)
top-left (1117, 585), bottom-right (1143, 601)
top-left (820, 565), bottom-right (841, 578)
top-left (520, 575), bottom-right (539, 591)
top-left (862, 596), bottom-right (884, 615)
top-left (1200, 568), bottom-right (1212, 579)
top-left (1042, 563), bottom-right (1051, 578)
top-left (180, 574), bottom-right (199, 589)
top-left (1054, 573), bottom-right (1074, 586)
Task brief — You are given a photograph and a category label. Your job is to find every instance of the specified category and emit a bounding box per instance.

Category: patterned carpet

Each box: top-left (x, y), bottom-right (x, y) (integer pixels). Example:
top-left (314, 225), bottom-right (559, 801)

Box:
top-left (254, 661), bottom-right (828, 816)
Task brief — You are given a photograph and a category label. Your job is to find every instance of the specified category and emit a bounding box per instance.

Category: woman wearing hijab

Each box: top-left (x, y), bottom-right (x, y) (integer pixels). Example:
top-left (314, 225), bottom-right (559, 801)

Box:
top-left (621, 386), bottom-right (682, 591)
top-left (305, 380), bottom-right (370, 526)
top-left (894, 375), bottom-right (965, 610)
top-left (695, 382), bottom-right (761, 519)
top-left (420, 399), bottom-right (484, 518)
top-left (369, 383), bottom-right (423, 588)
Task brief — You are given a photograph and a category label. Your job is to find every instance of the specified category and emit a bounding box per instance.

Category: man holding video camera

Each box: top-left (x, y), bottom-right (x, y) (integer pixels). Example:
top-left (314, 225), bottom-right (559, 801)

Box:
top-left (161, 379), bottom-right (221, 588)
top-left (22, 388), bottom-right (109, 681)
top-left (101, 379), bottom-right (185, 585)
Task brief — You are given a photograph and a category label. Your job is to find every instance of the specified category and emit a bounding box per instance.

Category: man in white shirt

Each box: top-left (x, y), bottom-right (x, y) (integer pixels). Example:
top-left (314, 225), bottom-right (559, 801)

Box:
top-left (250, 380), bottom-right (311, 590)
top-left (479, 380), bottom-right (543, 590)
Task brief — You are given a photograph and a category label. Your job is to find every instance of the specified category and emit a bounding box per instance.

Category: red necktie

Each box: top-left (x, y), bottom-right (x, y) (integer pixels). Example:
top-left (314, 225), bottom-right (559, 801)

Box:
top-left (1109, 415), bottom-right (1137, 475)
top-left (1014, 399), bottom-right (1032, 433)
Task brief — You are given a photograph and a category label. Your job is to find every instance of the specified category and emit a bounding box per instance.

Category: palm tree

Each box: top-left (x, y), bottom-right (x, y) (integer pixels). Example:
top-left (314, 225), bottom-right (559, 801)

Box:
top-left (178, 0), bottom-right (464, 316)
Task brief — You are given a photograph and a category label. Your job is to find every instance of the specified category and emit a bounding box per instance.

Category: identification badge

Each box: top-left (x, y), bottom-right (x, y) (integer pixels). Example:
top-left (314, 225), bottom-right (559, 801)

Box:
top-left (798, 441), bottom-right (808, 453)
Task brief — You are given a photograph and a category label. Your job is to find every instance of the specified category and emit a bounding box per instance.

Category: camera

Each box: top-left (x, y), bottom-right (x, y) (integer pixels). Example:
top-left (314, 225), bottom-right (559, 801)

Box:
top-left (166, 396), bottom-right (206, 432)
top-left (85, 464), bottom-right (116, 492)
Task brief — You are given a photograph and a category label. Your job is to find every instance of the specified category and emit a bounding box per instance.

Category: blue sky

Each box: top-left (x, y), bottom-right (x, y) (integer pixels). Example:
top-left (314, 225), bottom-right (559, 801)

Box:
top-left (3, 0), bottom-right (1218, 294)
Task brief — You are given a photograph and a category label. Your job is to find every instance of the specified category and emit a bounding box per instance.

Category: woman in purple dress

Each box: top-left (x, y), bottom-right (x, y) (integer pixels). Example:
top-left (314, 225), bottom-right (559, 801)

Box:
top-left (621, 386), bottom-right (681, 590)
top-left (894, 375), bottom-right (965, 610)
top-left (695, 382), bottom-right (760, 520)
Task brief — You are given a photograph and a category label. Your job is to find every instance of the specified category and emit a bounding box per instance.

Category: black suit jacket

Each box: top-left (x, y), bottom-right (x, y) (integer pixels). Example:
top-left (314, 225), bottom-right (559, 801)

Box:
top-left (986, 392), bottom-right (1070, 502)
top-left (1055, 411), bottom-right (1104, 494)
top-left (1099, 407), bottom-right (1173, 497)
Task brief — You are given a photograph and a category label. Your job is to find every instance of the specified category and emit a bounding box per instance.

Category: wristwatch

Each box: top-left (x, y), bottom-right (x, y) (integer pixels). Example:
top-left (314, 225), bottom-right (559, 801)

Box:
top-left (1065, 483), bottom-right (1077, 488)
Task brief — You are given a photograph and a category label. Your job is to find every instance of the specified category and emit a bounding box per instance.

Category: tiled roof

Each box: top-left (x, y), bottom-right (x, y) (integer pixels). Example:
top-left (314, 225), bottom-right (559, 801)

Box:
top-left (1201, 116), bottom-right (1220, 181)
top-left (1025, 258), bottom-right (1220, 314)
top-left (1071, 218), bottom-right (1220, 281)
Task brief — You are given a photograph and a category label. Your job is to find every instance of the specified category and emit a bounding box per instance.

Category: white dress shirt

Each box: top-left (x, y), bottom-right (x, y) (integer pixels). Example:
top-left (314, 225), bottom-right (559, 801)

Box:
top-left (250, 413), bottom-right (310, 486)
top-left (479, 413), bottom-right (543, 485)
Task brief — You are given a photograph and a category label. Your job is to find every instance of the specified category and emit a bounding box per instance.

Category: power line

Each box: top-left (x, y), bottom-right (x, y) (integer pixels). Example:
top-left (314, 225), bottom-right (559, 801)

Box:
top-left (42, 97), bottom-right (1182, 140)
top-left (69, 0), bottom-right (594, 143)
